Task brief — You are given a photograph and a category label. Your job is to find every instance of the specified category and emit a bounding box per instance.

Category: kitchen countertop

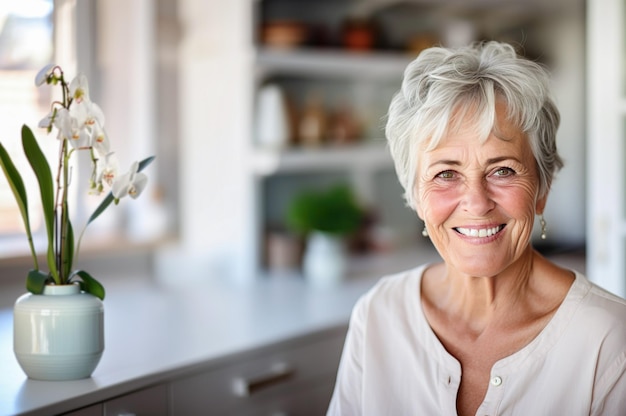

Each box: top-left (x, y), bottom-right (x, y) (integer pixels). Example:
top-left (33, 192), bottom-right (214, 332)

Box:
top-left (0, 244), bottom-right (585, 416)
top-left (0, 274), bottom-right (382, 416)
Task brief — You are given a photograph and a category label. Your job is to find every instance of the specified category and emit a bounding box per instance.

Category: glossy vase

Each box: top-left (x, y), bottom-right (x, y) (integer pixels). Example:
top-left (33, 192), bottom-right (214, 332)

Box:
top-left (13, 284), bottom-right (104, 380)
top-left (302, 231), bottom-right (347, 287)
top-left (255, 84), bottom-right (290, 149)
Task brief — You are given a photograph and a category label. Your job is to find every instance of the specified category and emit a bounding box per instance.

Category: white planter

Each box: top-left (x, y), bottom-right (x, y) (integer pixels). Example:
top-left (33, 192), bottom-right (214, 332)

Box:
top-left (302, 231), bottom-right (347, 287)
top-left (13, 283), bottom-right (104, 381)
top-left (255, 84), bottom-right (290, 149)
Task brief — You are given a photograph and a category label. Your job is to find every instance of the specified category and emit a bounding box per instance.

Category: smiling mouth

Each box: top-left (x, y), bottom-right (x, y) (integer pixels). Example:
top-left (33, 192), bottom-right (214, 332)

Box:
top-left (454, 225), bottom-right (505, 238)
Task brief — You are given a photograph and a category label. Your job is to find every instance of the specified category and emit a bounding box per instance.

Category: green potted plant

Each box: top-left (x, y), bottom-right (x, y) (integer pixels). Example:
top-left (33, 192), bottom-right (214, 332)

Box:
top-left (0, 64), bottom-right (154, 380)
top-left (286, 184), bottom-right (363, 286)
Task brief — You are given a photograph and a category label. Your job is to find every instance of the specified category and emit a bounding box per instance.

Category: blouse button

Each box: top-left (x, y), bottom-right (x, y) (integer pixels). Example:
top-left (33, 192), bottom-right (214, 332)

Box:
top-left (490, 376), bottom-right (503, 386)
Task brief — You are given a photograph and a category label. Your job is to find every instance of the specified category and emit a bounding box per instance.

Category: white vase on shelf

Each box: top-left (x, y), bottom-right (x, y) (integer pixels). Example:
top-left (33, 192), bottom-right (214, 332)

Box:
top-left (13, 283), bottom-right (104, 381)
top-left (255, 84), bottom-right (290, 149)
top-left (302, 231), bottom-right (347, 287)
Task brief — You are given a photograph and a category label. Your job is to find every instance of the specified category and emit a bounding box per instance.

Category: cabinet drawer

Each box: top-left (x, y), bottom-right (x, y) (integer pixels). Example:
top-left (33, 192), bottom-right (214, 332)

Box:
top-left (104, 383), bottom-right (169, 416)
top-left (61, 404), bottom-right (103, 416)
top-left (171, 331), bottom-right (345, 415)
top-left (242, 381), bottom-right (336, 416)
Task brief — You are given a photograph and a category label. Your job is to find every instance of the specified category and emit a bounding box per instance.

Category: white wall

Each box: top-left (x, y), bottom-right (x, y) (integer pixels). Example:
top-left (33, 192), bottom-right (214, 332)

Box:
top-left (537, 8), bottom-right (587, 247)
top-left (155, 0), bottom-right (257, 284)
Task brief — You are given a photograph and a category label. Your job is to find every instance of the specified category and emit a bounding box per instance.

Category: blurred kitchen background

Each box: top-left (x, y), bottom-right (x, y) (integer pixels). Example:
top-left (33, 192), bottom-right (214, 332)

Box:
top-left (0, 0), bottom-right (623, 301)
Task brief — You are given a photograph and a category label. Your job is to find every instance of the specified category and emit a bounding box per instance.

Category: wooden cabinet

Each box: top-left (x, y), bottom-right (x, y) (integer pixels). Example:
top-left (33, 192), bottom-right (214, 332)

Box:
top-left (62, 404), bottom-right (103, 416)
top-left (60, 384), bottom-right (169, 416)
top-left (170, 329), bottom-right (346, 415)
top-left (58, 328), bottom-right (346, 416)
top-left (103, 384), bottom-right (169, 416)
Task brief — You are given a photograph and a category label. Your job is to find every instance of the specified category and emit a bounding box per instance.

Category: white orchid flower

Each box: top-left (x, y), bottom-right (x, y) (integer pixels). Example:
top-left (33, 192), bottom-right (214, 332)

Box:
top-left (38, 109), bottom-right (56, 130)
top-left (53, 108), bottom-right (73, 138)
top-left (112, 161), bottom-right (148, 200)
top-left (35, 63), bottom-right (56, 86)
top-left (68, 100), bottom-right (107, 150)
top-left (38, 112), bottom-right (53, 129)
top-left (91, 123), bottom-right (110, 156)
top-left (70, 100), bottom-right (105, 130)
top-left (93, 152), bottom-right (119, 194)
top-left (69, 73), bottom-right (90, 103)
top-left (54, 108), bottom-right (90, 149)
top-left (84, 101), bottom-right (105, 128)
top-left (69, 100), bottom-right (98, 128)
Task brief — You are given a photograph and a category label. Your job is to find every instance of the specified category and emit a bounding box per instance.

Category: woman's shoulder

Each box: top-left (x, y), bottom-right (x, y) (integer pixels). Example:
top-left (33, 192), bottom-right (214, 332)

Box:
top-left (368, 263), bottom-right (428, 294)
top-left (569, 272), bottom-right (626, 344)
top-left (353, 263), bottom-right (433, 314)
top-left (576, 272), bottom-right (626, 317)
top-left (567, 273), bottom-right (626, 395)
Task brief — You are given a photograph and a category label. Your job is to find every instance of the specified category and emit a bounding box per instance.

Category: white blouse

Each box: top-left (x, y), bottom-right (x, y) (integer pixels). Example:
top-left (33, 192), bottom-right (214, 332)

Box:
top-left (327, 265), bottom-right (626, 416)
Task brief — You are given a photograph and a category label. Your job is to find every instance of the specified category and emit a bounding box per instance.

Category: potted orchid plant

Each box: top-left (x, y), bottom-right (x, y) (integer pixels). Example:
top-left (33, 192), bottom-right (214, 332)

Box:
top-left (0, 64), bottom-right (154, 300)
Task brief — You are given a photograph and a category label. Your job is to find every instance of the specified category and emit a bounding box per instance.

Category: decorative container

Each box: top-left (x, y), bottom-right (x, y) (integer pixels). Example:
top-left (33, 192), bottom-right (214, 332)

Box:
top-left (255, 84), bottom-right (291, 149)
top-left (262, 20), bottom-right (309, 49)
top-left (302, 231), bottom-right (347, 287)
top-left (13, 283), bottom-right (104, 381)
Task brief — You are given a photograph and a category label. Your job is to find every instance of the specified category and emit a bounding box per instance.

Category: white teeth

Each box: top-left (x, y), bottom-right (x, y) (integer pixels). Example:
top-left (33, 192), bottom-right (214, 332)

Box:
top-left (456, 225), bottom-right (502, 238)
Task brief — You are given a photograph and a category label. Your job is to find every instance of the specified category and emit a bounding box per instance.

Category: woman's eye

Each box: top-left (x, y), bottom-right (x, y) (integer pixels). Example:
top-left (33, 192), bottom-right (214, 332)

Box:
top-left (493, 167), bottom-right (515, 177)
top-left (436, 170), bottom-right (456, 180)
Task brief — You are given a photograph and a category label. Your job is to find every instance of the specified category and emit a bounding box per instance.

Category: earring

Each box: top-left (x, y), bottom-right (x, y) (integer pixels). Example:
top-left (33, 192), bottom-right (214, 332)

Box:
top-left (540, 215), bottom-right (547, 240)
top-left (422, 225), bottom-right (429, 238)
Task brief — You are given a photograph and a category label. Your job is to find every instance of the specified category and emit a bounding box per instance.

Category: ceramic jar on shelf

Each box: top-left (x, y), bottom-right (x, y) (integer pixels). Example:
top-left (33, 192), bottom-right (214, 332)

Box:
top-left (302, 231), bottom-right (347, 287)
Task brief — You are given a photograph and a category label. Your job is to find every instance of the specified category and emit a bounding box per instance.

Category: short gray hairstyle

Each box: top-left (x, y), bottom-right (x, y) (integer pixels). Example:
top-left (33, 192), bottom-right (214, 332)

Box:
top-left (385, 41), bottom-right (563, 209)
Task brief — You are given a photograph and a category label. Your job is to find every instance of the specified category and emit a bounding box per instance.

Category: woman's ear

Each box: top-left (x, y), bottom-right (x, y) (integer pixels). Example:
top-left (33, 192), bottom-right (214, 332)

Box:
top-left (415, 202), bottom-right (424, 220)
top-left (535, 191), bottom-right (548, 215)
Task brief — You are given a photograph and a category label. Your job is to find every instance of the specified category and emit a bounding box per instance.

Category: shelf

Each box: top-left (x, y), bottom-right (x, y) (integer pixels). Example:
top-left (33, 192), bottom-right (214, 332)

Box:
top-left (251, 142), bottom-right (393, 176)
top-left (255, 47), bottom-right (415, 79)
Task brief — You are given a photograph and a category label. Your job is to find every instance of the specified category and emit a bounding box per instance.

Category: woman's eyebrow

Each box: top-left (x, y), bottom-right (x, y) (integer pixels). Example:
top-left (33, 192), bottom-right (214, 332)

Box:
top-left (427, 156), bottom-right (522, 169)
top-left (427, 159), bottom-right (461, 170)
top-left (487, 156), bottom-right (522, 165)
top-left (428, 159), bottom-right (461, 167)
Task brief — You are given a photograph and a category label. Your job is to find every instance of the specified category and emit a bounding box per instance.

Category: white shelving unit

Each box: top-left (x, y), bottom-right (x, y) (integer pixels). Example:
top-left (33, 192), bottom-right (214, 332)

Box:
top-left (249, 0), bottom-right (586, 277)
top-left (256, 48), bottom-right (414, 79)
top-left (251, 4), bottom-right (419, 273)
top-left (251, 142), bottom-right (392, 176)
top-left (156, 0), bottom-right (585, 286)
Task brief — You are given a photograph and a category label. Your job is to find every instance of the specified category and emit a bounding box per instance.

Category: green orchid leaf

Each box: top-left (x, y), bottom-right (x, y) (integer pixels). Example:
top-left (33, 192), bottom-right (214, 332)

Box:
top-left (0, 142), bottom-right (39, 269)
top-left (85, 155), bottom-right (155, 227)
top-left (26, 269), bottom-right (50, 294)
top-left (63, 210), bottom-right (74, 280)
top-left (22, 126), bottom-right (60, 282)
top-left (137, 155), bottom-right (155, 172)
top-left (86, 192), bottom-right (114, 228)
top-left (71, 270), bottom-right (105, 300)
top-left (21, 125), bottom-right (59, 282)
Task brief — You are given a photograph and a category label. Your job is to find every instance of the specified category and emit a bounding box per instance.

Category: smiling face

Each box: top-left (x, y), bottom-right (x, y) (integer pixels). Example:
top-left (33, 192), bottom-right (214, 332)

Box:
top-left (414, 102), bottom-right (547, 278)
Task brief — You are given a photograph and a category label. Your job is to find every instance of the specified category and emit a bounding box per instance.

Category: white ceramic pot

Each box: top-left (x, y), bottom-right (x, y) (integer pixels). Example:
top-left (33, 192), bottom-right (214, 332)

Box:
top-left (13, 283), bottom-right (104, 380)
top-left (255, 84), bottom-right (290, 149)
top-left (302, 231), bottom-right (347, 287)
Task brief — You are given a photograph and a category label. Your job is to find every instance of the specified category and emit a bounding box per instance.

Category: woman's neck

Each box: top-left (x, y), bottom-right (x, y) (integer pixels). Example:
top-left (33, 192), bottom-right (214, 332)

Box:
top-left (423, 247), bottom-right (540, 335)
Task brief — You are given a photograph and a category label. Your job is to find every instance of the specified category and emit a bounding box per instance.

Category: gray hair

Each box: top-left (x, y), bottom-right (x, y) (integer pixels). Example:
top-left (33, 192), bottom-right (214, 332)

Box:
top-left (385, 41), bottom-right (563, 209)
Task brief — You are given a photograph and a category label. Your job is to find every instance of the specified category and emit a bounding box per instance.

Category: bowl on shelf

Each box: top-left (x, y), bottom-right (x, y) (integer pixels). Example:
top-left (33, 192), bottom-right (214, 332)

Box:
top-left (341, 18), bottom-right (378, 51)
top-left (262, 21), bottom-right (309, 50)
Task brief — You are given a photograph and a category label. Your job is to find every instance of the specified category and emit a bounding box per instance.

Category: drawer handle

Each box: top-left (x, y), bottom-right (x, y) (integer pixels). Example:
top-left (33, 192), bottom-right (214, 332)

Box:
top-left (232, 362), bottom-right (295, 397)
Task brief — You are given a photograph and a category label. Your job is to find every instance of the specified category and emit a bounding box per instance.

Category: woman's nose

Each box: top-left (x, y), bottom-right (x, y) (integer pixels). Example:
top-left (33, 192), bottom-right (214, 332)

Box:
top-left (461, 179), bottom-right (495, 215)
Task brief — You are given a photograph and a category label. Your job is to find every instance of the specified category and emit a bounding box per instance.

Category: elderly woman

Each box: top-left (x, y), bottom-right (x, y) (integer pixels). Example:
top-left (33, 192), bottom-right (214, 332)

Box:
top-left (327, 42), bottom-right (626, 415)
